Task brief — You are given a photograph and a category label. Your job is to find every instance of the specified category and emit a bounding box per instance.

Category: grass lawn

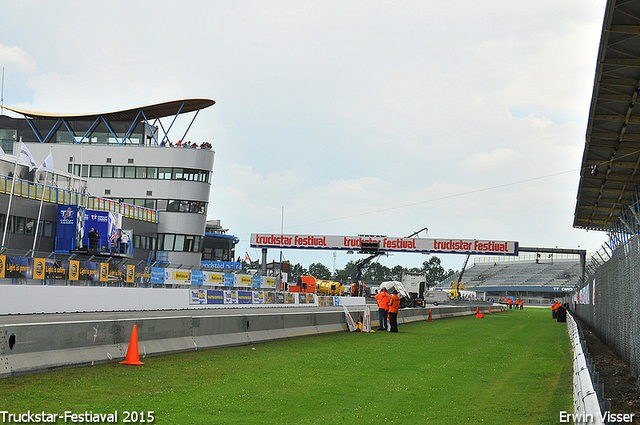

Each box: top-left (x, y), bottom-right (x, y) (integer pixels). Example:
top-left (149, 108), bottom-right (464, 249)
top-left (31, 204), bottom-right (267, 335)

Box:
top-left (0, 307), bottom-right (572, 424)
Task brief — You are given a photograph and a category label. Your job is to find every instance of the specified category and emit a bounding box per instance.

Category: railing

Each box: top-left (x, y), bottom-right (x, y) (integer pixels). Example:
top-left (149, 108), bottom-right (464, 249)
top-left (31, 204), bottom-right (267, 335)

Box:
top-left (0, 175), bottom-right (158, 223)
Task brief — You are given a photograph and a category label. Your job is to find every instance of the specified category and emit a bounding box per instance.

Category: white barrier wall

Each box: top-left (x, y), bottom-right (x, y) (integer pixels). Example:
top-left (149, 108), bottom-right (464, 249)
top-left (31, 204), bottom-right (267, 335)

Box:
top-left (0, 285), bottom-right (366, 315)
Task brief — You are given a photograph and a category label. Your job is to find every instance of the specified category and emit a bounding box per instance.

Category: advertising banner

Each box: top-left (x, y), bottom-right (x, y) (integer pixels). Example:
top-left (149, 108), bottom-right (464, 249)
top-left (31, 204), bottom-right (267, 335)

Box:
top-left (252, 275), bottom-right (262, 289)
top-left (191, 270), bottom-right (205, 285)
top-left (56, 205), bottom-right (78, 252)
top-left (264, 277), bottom-right (276, 288)
top-left (126, 265), bottom-right (135, 283)
top-left (150, 267), bottom-right (165, 285)
top-left (33, 258), bottom-right (45, 280)
top-left (45, 259), bottom-right (67, 279)
top-left (200, 261), bottom-right (242, 271)
top-left (251, 233), bottom-right (519, 256)
top-left (252, 291), bottom-right (264, 304)
top-left (238, 275), bottom-right (252, 287)
top-left (100, 263), bottom-right (109, 282)
top-left (225, 290), bottom-right (237, 304)
top-left (191, 289), bottom-right (206, 305)
top-left (206, 290), bottom-right (224, 304)
top-left (224, 273), bottom-right (235, 287)
top-left (69, 260), bottom-right (80, 280)
top-left (207, 272), bottom-right (224, 284)
top-left (238, 291), bottom-right (252, 304)
top-left (0, 255), bottom-right (5, 278)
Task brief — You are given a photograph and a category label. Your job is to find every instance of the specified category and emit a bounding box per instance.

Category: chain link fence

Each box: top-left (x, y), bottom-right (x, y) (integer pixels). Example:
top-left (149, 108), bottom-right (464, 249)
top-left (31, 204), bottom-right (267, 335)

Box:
top-left (571, 234), bottom-right (640, 387)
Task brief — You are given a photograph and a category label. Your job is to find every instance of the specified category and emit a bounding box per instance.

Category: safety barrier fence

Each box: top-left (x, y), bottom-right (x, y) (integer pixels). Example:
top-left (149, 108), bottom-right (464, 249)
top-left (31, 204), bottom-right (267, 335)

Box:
top-left (571, 234), bottom-right (640, 390)
top-left (0, 174), bottom-right (158, 223)
top-left (567, 313), bottom-right (605, 425)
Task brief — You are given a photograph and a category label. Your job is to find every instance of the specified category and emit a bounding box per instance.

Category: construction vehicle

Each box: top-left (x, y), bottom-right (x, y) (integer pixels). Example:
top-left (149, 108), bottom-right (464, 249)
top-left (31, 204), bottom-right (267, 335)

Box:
top-left (316, 279), bottom-right (344, 295)
top-left (450, 254), bottom-right (470, 300)
top-left (379, 280), bottom-right (411, 308)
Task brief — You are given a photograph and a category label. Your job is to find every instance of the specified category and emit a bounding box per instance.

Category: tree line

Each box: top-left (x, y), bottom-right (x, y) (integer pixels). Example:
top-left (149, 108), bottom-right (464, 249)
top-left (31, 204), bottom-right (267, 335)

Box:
top-left (241, 256), bottom-right (457, 288)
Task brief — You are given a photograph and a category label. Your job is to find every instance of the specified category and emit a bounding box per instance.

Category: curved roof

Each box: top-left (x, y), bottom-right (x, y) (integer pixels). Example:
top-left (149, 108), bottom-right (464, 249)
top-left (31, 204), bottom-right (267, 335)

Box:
top-left (0, 98), bottom-right (215, 122)
top-left (574, 0), bottom-right (640, 231)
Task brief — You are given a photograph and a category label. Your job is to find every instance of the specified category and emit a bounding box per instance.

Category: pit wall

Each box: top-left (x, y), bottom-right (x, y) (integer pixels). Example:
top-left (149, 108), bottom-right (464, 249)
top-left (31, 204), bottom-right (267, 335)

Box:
top-left (0, 303), bottom-right (491, 378)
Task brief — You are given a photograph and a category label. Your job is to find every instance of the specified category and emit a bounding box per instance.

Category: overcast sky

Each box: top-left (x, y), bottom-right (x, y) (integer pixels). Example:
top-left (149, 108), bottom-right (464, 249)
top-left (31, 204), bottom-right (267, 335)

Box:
top-left (0, 0), bottom-right (608, 273)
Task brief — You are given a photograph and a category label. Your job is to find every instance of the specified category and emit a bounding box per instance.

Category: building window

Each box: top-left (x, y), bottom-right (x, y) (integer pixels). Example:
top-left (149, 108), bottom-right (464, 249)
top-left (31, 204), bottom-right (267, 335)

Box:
top-left (113, 166), bottom-right (124, 178)
top-left (124, 166), bottom-right (135, 178)
top-left (106, 158), bottom-right (112, 163)
top-left (128, 158), bottom-right (134, 164)
top-left (136, 167), bottom-right (147, 179)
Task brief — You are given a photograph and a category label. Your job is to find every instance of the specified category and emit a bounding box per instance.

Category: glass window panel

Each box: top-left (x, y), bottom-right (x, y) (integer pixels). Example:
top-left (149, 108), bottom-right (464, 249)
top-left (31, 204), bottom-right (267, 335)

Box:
top-left (15, 217), bottom-right (25, 234)
top-left (167, 200), bottom-right (180, 212)
top-left (90, 165), bottom-right (102, 178)
top-left (174, 235), bottom-right (185, 251)
top-left (156, 200), bottom-right (167, 210)
top-left (124, 166), bottom-right (135, 178)
top-left (25, 218), bottom-right (35, 235)
top-left (159, 168), bottom-right (171, 179)
top-left (113, 166), bottom-right (124, 178)
top-left (172, 168), bottom-right (183, 180)
top-left (102, 165), bottom-right (113, 178)
top-left (147, 167), bottom-right (158, 179)
top-left (163, 234), bottom-right (175, 251)
top-left (81, 164), bottom-right (89, 178)
top-left (136, 167), bottom-right (147, 178)
top-left (145, 199), bottom-right (156, 209)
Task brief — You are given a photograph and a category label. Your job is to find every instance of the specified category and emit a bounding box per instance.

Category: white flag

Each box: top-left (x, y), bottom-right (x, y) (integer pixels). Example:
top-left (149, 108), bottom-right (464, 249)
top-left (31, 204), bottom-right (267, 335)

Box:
top-left (37, 152), bottom-right (54, 173)
top-left (19, 142), bottom-right (37, 171)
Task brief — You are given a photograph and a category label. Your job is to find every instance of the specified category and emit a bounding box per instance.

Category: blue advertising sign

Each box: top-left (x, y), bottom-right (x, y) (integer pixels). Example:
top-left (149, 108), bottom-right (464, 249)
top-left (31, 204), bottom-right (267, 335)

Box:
top-left (191, 270), bottom-right (204, 285)
top-left (200, 261), bottom-right (242, 271)
top-left (224, 273), bottom-right (235, 287)
top-left (206, 290), bottom-right (224, 304)
top-left (252, 275), bottom-right (262, 289)
top-left (56, 205), bottom-right (79, 252)
top-left (237, 291), bottom-right (253, 304)
top-left (150, 267), bottom-right (165, 285)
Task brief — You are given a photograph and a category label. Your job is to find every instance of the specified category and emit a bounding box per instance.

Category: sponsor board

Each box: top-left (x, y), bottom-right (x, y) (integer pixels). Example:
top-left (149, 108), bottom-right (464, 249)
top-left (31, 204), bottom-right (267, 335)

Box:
top-left (251, 233), bottom-right (518, 256)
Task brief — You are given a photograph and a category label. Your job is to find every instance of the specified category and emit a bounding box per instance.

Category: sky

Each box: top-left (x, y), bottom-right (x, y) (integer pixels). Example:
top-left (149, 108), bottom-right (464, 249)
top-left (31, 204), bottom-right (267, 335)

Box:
top-left (0, 0), bottom-right (609, 273)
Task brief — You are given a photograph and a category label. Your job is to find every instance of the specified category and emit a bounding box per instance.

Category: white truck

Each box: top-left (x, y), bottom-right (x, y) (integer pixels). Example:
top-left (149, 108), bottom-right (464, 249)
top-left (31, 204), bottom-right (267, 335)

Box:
top-left (401, 271), bottom-right (428, 307)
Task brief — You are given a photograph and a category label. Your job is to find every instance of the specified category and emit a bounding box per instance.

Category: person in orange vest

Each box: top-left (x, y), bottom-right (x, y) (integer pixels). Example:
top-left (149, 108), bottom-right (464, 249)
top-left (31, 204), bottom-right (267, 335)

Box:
top-left (551, 300), bottom-right (559, 318)
top-left (387, 290), bottom-right (401, 332)
top-left (519, 300), bottom-right (524, 310)
top-left (375, 287), bottom-right (390, 330)
top-left (508, 298), bottom-right (513, 309)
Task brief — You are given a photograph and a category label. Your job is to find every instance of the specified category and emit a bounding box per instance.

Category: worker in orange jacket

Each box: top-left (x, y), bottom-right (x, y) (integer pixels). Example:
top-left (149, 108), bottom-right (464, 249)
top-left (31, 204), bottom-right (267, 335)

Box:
top-left (551, 301), bottom-right (559, 318)
top-left (387, 290), bottom-right (401, 333)
top-left (374, 287), bottom-right (390, 330)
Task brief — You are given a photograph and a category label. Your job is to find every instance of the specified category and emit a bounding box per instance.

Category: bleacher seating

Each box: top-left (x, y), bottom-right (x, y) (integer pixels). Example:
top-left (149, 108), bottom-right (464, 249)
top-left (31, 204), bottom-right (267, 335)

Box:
top-left (446, 259), bottom-right (582, 290)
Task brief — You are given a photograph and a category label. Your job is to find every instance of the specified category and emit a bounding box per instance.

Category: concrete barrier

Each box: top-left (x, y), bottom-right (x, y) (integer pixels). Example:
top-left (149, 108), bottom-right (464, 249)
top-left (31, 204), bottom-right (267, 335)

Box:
top-left (0, 304), bottom-right (490, 378)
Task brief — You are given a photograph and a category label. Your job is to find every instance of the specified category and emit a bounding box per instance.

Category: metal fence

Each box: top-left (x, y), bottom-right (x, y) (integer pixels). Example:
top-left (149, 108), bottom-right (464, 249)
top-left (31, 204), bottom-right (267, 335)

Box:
top-left (571, 234), bottom-right (640, 387)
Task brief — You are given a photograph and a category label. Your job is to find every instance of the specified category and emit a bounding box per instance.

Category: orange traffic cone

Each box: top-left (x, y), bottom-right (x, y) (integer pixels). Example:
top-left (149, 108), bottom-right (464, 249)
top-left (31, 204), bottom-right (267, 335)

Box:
top-left (500, 306), bottom-right (503, 313)
top-left (476, 313), bottom-right (484, 319)
top-left (120, 325), bottom-right (144, 366)
top-left (475, 307), bottom-right (479, 314)
top-left (488, 307), bottom-right (492, 314)
top-left (427, 309), bottom-right (433, 322)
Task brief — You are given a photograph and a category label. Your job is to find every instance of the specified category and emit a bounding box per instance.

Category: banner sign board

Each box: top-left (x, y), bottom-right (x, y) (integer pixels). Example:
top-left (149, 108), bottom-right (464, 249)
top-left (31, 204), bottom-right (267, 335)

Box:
top-left (200, 261), bottom-right (242, 271)
top-left (250, 233), bottom-right (519, 256)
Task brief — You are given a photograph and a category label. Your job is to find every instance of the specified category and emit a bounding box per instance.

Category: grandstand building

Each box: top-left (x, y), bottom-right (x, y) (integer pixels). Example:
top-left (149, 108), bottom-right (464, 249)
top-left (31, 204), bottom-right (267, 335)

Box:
top-left (438, 255), bottom-right (582, 304)
top-left (0, 99), bottom-right (237, 268)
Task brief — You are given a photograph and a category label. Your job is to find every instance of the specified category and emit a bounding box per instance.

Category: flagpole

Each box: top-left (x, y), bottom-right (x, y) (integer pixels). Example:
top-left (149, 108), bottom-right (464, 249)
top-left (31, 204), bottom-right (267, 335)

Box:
top-left (31, 148), bottom-right (52, 256)
top-left (31, 169), bottom-right (48, 257)
top-left (1, 156), bottom-right (19, 249)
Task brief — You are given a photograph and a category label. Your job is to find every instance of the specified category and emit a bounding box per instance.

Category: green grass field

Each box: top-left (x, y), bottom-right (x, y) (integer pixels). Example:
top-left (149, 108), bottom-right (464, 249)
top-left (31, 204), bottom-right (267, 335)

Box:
top-left (0, 307), bottom-right (572, 425)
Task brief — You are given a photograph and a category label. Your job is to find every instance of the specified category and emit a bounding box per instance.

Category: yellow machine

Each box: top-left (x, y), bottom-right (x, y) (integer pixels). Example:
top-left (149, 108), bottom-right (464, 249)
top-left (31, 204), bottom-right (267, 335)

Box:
top-left (450, 254), bottom-right (470, 300)
top-left (315, 280), bottom-right (344, 295)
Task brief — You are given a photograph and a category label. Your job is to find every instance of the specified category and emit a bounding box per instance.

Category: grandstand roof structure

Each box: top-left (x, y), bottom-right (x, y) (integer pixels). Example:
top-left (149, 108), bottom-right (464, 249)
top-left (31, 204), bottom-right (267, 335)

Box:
top-left (0, 98), bottom-right (215, 122)
top-left (574, 0), bottom-right (640, 231)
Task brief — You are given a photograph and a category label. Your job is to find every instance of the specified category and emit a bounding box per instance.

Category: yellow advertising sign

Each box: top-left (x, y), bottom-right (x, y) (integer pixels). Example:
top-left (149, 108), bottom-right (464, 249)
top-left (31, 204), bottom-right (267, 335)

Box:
top-left (239, 276), bottom-right (252, 285)
top-left (0, 255), bottom-right (6, 279)
top-left (208, 273), bottom-right (224, 283)
top-left (69, 260), bottom-right (79, 280)
top-left (126, 265), bottom-right (135, 283)
top-left (100, 263), bottom-right (109, 282)
top-left (173, 270), bottom-right (190, 281)
top-left (264, 277), bottom-right (276, 287)
top-left (33, 258), bottom-right (45, 280)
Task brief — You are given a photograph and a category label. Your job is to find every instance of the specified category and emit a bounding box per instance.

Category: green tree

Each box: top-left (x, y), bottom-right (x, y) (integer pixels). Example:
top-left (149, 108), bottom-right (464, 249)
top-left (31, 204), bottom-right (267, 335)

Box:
top-left (421, 256), bottom-right (449, 288)
top-left (334, 260), bottom-right (358, 284)
top-left (364, 262), bottom-right (391, 285)
top-left (308, 262), bottom-right (331, 280)
top-left (289, 263), bottom-right (308, 281)
top-left (391, 265), bottom-right (406, 282)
